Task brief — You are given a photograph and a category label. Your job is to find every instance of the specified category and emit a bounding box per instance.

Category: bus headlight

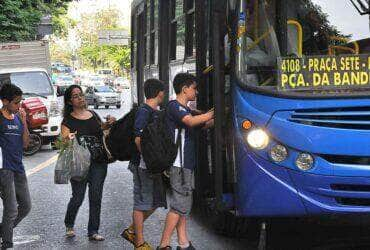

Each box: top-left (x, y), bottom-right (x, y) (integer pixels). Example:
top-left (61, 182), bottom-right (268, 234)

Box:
top-left (246, 129), bottom-right (269, 150)
top-left (295, 153), bottom-right (314, 171)
top-left (270, 144), bottom-right (288, 163)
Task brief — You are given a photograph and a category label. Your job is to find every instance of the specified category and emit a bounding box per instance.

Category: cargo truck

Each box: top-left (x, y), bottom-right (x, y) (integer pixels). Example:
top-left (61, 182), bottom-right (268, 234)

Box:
top-left (0, 40), bottom-right (62, 146)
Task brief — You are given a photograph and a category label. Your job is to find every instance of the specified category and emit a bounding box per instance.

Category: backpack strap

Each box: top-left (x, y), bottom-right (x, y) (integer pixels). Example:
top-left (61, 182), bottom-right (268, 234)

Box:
top-left (175, 128), bottom-right (183, 168)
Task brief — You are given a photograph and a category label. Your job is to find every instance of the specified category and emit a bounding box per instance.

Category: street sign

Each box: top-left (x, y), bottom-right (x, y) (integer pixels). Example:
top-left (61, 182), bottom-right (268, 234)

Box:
top-left (98, 30), bottom-right (130, 46)
top-left (37, 15), bottom-right (52, 37)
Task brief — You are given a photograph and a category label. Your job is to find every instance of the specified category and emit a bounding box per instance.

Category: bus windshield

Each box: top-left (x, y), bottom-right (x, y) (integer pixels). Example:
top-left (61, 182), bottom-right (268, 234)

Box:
top-left (237, 0), bottom-right (370, 95)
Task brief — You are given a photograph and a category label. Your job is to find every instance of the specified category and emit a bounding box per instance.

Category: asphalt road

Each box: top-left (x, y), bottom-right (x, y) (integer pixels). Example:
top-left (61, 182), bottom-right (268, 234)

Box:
top-left (5, 90), bottom-right (249, 249)
top-left (5, 89), bottom-right (370, 249)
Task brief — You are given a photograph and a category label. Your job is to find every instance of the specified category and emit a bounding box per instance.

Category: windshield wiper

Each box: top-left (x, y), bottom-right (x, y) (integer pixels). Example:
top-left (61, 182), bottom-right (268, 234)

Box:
top-left (23, 92), bottom-right (47, 99)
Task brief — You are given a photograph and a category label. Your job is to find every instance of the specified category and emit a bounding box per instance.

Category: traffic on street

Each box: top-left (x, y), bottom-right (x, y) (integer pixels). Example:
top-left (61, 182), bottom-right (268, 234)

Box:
top-left (1, 0), bottom-right (370, 250)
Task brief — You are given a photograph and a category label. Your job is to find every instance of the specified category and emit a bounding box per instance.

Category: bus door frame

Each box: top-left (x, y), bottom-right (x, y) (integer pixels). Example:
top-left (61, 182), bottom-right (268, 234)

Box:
top-left (159, 0), bottom-right (170, 103)
top-left (136, 3), bottom-right (146, 104)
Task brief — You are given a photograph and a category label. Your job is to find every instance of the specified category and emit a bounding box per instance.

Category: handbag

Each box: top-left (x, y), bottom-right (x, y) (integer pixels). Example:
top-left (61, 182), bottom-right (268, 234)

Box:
top-left (90, 111), bottom-right (116, 163)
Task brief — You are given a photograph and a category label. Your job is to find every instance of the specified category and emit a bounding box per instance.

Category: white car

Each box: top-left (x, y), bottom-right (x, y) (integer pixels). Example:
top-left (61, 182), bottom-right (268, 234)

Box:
top-left (87, 75), bottom-right (105, 86)
top-left (113, 77), bottom-right (130, 91)
top-left (85, 85), bottom-right (122, 109)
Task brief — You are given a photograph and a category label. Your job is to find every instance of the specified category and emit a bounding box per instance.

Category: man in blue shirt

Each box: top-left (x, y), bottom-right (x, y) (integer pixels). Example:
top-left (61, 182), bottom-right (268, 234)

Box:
top-left (157, 73), bottom-right (214, 250)
top-left (122, 79), bottom-right (166, 250)
top-left (0, 84), bottom-right (31, 250)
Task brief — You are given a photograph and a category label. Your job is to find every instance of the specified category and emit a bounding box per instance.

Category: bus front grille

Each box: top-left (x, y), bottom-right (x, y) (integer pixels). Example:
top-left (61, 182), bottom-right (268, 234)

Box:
top-left (335, 198), bottom-right (370, 206)
top-left (321, 155), bottom-right (370, 165)
top-left (289, 107), bottom-right (370, 129)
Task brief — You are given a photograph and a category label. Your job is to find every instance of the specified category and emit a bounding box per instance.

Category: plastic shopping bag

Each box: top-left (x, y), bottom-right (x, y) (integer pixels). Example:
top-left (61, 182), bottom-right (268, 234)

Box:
top-left (54, 138), bottom-right (91, 184)
top-left (69, 138), bottom-right (91, 181)
top-left (54, 142), bottom-right (73, 184)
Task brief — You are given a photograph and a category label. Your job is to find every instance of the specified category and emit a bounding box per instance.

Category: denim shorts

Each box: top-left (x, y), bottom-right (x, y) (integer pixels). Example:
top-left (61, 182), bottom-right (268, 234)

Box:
top-left (130, 163), bottom-right (166, 211)
top-left (168, 166), bottom-right (194, 216)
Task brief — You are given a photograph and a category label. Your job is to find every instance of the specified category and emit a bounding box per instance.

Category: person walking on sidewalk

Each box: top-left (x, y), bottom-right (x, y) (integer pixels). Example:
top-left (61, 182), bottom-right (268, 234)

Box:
top-left (0, 84), bottom-right (31, 250)
top-left (122, 79), bottom-right (167, 250)
top-left (61, 85), bottom-right (115, 241)
top-left (157, 73), bottom-right (214, 250)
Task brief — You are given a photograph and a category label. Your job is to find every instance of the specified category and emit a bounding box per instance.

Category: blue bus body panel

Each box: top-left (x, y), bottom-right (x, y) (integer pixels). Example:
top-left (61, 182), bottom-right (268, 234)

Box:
top-left (233, 87), bottom-right (370, 217)
top-left (235, 137), bottom-right (307, 216)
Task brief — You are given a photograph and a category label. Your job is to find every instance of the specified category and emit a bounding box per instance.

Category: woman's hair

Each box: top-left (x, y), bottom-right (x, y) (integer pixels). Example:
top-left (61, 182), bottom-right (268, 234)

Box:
top-left (63, 85), bottom-right (83, 118)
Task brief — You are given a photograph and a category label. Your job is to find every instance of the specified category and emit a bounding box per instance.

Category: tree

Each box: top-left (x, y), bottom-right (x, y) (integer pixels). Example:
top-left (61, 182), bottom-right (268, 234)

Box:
top-left (0, 0), bottom-right (72, 42)
top-left (75, 8), bottom-right (130, 74)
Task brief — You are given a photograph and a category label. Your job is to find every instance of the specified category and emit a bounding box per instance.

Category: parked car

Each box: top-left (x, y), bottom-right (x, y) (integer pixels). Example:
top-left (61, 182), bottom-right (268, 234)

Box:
top-left (86, 75), bottom-right (105, 86)
top-left (54, 74), bottom-right (74, 86)
top-left (85, 85), bottom-right (121, 109)
top-left (113, 77), bottom-right (130, 92)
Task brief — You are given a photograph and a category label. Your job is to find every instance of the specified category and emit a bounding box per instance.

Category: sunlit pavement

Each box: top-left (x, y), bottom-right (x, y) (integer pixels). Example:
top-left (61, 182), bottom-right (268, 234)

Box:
top-left (7, 89), bottom-right (249, 249)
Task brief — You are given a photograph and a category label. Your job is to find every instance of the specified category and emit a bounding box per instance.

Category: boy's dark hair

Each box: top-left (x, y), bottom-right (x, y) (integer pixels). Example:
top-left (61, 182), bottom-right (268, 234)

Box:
top-left (173, 73), bottom-right (196, 94)
top-left (144, 79), bottom-right (165, 99)
top-left (0, 84), bottom-right (23, 102)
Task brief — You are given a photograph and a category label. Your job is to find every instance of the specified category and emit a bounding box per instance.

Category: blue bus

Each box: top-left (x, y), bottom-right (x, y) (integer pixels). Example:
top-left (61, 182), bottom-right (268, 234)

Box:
top-left (131, 0), bottom-right (370, 236)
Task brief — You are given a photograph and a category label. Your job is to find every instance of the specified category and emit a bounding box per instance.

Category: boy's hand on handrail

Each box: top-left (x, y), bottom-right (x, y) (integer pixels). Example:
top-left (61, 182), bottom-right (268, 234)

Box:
top-left (202, 118), bottom-right (214, 130)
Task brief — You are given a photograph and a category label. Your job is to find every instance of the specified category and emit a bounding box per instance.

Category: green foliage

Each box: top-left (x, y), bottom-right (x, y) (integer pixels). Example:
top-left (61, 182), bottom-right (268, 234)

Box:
top-left (78, 44), bottom-right (130, 73)
top-left (76, 8), bottom-right (130, 73)
top-left (0, 0), bottom-right (71, 42)
top-left (54, 135), bottom-right (72, 153)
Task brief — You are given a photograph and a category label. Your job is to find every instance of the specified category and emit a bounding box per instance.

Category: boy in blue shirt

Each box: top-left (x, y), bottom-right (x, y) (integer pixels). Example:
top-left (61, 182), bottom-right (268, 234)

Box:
top-left (123, 79), bottom-right (166, 250)
top-left (0, 84), bottom-right (31, 250)
top-left (157, 73), bottom-right (214, 250)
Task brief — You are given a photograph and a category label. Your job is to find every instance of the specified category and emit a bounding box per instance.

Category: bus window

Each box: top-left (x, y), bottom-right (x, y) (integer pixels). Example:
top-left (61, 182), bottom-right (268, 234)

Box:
top-left (131, 13), bottom-right (136, 69)
top-left (236, 0), bottom-right (370, 92)
top-left (145, 1), bottom-right (150, 65)
top-left (150, 0), bottom-right (159, 65)
top-left (170, 0), bottom-right (186, 61)
top-left (185, 0), bottom-right (196, 58)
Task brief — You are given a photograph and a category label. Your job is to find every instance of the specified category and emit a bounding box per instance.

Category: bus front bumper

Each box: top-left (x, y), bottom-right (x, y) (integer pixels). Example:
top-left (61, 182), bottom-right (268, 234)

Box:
top-left (236, 149), bottom-right (370, 217)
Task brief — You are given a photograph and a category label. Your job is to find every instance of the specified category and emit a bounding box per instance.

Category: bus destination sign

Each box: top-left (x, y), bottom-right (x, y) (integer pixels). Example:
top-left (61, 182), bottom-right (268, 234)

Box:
top-left (277, 54), bottom-right (370, 91)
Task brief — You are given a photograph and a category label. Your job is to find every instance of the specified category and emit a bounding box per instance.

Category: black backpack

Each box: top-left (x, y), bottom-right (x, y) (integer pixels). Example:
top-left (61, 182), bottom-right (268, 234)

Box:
top-left (105, 104), bottom-right (139, 161)
top-left (141, 109), bottom-right (181, 174)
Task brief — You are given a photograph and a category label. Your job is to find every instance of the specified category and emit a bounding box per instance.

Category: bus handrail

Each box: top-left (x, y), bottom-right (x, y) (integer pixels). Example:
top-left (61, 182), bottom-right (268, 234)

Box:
top-left (246, 27), bottom-right (273, 51)
top-left (328, 36), bottom-right (360, 55)
top-left (287, 19), bottom-right (303, 57)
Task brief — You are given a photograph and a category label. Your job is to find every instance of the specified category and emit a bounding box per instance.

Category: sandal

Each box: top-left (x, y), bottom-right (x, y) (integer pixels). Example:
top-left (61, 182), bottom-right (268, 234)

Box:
top-left (88, 233), bottom-right (105, 241)
top-left (121, 228), bottom-right (135, 245)
top-left (65, 227), bottom-right (75, 238)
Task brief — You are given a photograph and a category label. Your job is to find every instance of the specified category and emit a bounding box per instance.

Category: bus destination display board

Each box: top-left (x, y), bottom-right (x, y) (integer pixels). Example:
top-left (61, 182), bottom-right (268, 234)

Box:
top-left (278, 54), bottom-right (370, 91)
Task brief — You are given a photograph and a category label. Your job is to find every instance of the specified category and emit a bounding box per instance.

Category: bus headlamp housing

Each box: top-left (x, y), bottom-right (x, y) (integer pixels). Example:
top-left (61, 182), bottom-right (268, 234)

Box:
top-left (270, 144), bottom-right (288, 163)
top-left (295, 153), bottom-right (314, 171)
top-left (246, 129), bottom-right (269, 150)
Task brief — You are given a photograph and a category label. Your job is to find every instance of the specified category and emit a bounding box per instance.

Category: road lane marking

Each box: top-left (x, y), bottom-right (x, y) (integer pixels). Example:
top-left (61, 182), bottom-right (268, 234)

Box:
top-left (26, 155), bottom-right (58, 177)
top-left (14, 235), bottom-right (41, 245)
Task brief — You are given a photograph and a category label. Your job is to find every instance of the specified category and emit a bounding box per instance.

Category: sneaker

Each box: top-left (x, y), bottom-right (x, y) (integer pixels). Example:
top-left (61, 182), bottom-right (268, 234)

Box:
top-left (65, 227), bottom-right (75, 238)
top-left (135, 242), bottom-right (153, 250)
top-left (88, 233), bottom-right (105, 241)
top-left (176, 242), bottom-right (195, 250)
top-left (156, 246), bottom-right (172, 250)
top-left (121, 228), bottom-right (135, 245)
top-left (1, 242), bottom-right (13, 250)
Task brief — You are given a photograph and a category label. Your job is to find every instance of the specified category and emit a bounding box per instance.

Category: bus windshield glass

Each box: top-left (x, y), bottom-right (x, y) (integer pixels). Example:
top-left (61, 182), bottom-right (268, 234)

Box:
top-left (237, 0), bottom-right (370, 95)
